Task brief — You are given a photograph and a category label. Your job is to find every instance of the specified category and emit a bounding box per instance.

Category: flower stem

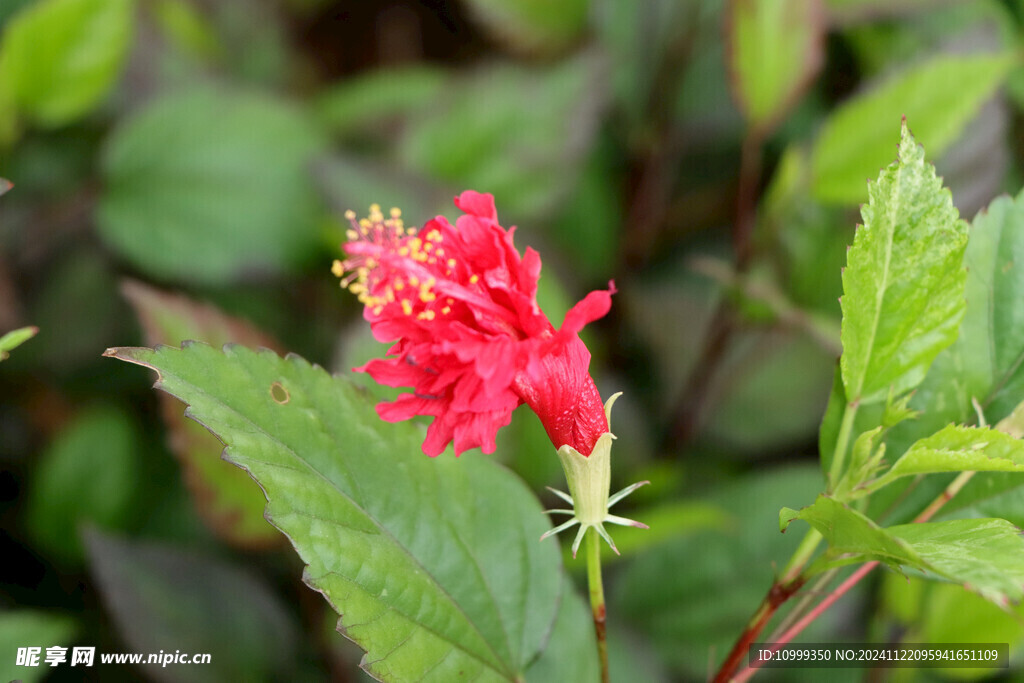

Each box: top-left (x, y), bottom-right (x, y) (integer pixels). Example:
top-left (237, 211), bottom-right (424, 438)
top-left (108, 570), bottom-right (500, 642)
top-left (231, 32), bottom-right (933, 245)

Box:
top-left (827, 401), bottom-right (859, 490)
top-left (585, 527), bottom-right (610, 683)
top-left (713, 527), bottom-right (824, 681)
top-left (731, 469), bottom-right (981, 682)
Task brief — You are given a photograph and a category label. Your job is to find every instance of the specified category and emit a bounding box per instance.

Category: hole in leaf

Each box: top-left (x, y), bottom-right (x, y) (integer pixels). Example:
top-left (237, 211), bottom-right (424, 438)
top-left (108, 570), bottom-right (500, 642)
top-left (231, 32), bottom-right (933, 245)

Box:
top-left (270, 382), bottom-right (289, 404)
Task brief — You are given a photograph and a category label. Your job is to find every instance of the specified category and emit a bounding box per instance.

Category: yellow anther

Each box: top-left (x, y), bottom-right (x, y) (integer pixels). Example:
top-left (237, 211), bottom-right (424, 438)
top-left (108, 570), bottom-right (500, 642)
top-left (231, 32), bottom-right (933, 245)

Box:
top-left (390, 207), bottom-right (401, 218)
top-left (360, 218), bottom-right (371, 228)
top-left (407, 227), bottom-right (417, 235)
top-left (441, 306), bottom-right (451, 315)
top-left (394, 279), bottom-right (405, 291)
top-left (469, 274), bottom-right (480, 284)
top-left (419, 291), bottom-right (436, 303)
top-left (426, 229), bottom-right (442, 242)
top-left (344, 210), bottom-right (356, 220)
top-left (398, 246), bottom-right (409, 256)
top-left (346, 229), bottom-right (358, 241)
top-left (447, 258), bottom-right (457, 268)
top-left (401, 300), bottom-right (412, 316)
top-left (417, 310), bottom-right (436, 321)
top-left (409, 276), bottom-right (419, 287)
top-left (331, 260), bottom-right (344, 277)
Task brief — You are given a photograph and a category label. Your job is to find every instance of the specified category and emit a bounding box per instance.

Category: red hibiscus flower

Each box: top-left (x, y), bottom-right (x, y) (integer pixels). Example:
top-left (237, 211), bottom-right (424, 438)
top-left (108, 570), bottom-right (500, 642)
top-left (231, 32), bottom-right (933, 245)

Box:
top-left (333, 191), bottom-right (614, 457)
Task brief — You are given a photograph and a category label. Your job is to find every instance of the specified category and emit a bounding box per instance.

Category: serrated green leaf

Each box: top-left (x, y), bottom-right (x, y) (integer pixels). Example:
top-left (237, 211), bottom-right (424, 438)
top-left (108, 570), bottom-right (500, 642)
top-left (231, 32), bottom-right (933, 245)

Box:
top-left (812, 53), bottom-right (1014, 203)
top-left (97, 88), bottom-right (326, 284)
top-left (85, 530), bottom-right (297, 682)
top-left (0, 611), bottom-right (78, 683)
top-left (840, 122), bottom-right (968, 405)
top-left (782, 496), bottom-right (921, 569)
top-left (25, 406), bottom-right (139, 563)
top-left (0, 0), bottom-right (134, 126)
top-left (834, 426), bottom-right (887, 498)
top-left (889, 518), bottom-right (1024, 604)
top-left (728, 0), bottom-right (824, 132)
top-left (783, 495), bottom-right (1024, 604)
top-left (883, 425), bottom-right (1024, 482)
top-left (874, 190), bottom-right (1024, 521)
top-left (121, 280), bottom-right (281, 548)
top-left (106, 342), bottom-right (569, 681)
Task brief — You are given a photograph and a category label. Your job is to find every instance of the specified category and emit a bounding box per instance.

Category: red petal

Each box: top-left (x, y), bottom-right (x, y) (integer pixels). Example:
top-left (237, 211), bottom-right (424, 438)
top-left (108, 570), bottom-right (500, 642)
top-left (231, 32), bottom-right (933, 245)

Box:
top-left (561, 281), bottom-right (616, 336)
top-left (454, 191), bottom-right (497, 221)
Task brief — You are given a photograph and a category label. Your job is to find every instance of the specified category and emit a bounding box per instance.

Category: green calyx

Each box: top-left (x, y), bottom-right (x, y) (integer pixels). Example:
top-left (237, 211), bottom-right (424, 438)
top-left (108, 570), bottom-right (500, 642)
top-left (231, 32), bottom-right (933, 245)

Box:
top-left (541, 393), bottom-right (649, 557)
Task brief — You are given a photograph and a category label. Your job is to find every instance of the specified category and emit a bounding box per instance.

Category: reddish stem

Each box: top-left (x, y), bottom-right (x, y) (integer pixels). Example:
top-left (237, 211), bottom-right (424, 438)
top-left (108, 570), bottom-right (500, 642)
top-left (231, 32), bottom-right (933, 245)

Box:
top-left (711, 577), bottom-right (805, 683)
top-left (732, 561), bottom-right (878, 683)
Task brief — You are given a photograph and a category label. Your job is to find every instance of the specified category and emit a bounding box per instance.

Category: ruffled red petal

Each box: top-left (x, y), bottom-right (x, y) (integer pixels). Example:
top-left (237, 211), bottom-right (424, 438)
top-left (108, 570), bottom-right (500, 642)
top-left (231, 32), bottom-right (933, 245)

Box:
top-left (339, 192), bottom-right (614, 457)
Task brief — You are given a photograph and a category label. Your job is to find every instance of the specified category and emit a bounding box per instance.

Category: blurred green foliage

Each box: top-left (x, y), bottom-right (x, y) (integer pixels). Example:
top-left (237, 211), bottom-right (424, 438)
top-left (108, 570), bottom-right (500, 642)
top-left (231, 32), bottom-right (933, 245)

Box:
top-left (3, 0), bottom-right (1024, 680)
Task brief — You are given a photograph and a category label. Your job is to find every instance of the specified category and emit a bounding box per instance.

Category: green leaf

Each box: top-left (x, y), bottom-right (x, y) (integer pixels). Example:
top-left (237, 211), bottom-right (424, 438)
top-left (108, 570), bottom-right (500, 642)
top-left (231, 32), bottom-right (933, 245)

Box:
top-left (521, 578), bottom-right (599, 682)
top-left (783, 496), bottom-right (1024, 604)
top-left (782, 496), bottom-right (921, 570)
top-left (0, 0), bottom-right (134, 126)
top-left (0, 325), bottom-right (37, 360)
top-left (592, 0), bottom-right (698, 126)
top-left (812, 53), bottom-right (1015, 203)
top-left (0, 611), bottom-right (78, 683)
top-left (121, 280), bottom-right (282, 548)
top-left (874, 190), bottom-right (1024, 521)
top-left (706, 329), bottom-right (835, 452)
top-left (964, 191), bottom-right (1024, 420)
top-left (882, 425), bottom-right (1024, 482)
top-left (461, 0), bottom-right (589, 55)
top-left (85, 530), bottom-right (298, 682)
top-left (25, 406), bottom-right (139, 563)
top-left (398, 56), bottom-right (604, 220)
top-left (151, 0), bottom-right (223, 63)
top-left (106, 342), bottom-right (569, 681)
top-left (727, 0), bottom-right (824, 133)
top-left (889, 518), bottom-right (1024, 604)
top-left (913, 579), bottom-right (1024, 678)
top-left (839, 122), bottom-right (968, 404)
top-left (315, 66), bottom-right (447, 135)
top-left (615, 466), bottom-right (829, 678)
top-left (97, 88), bottom-right (326, 284)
